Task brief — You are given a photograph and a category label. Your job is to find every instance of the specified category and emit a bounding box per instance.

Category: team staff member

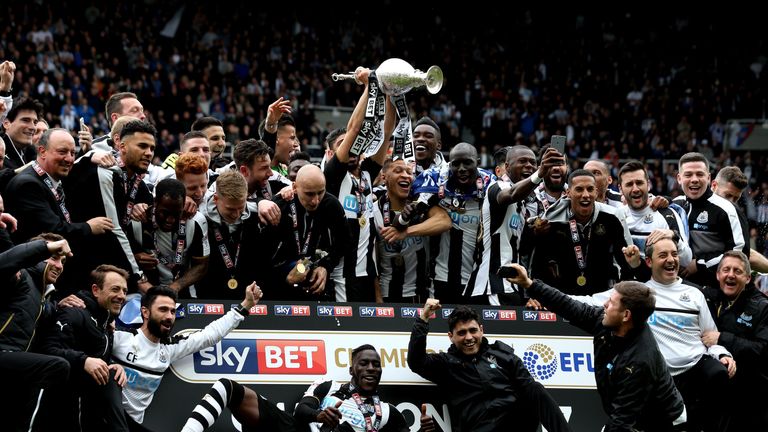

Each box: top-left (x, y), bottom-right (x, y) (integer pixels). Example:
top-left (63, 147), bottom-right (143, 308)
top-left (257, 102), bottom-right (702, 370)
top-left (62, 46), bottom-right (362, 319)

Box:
top-left (702, 251), bottom-right (768, 431)
top-left (0, 235), bottom-right (72, 431)
top-left (505, 264), bottom-right (687, 432)
top-left (408, 301), bottom-right (571, 432)
top-left (36, 265), bottom-right (130, 432)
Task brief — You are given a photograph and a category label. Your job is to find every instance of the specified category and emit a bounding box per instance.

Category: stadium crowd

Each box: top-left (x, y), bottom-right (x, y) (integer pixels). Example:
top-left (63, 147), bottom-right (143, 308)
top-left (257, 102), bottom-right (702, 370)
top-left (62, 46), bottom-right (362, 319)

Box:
top-left (1, 3), bottom-right (767, 432)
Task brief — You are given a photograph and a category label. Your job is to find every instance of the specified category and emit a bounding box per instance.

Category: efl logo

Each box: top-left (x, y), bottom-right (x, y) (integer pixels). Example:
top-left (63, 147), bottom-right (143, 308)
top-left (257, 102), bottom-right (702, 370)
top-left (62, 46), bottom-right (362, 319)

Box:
top-left (255, 340), bottom-right (326, 374)
top-left (522, 343), bottom-right (594, 381)
top-left (274, 305), bottom-right (311, 316)
top-left (359, 306), bottom-right (395, 318)
top-left (188, 303), bottom-right (224, 315)
top-left (317, 305), bottom-right (353, 317)
top-left (230, 304), bottom-right (268, 316)
top-left (523, 311), bottom-right (556, 321)
top-left (482, 309), bottom-right (517, 321)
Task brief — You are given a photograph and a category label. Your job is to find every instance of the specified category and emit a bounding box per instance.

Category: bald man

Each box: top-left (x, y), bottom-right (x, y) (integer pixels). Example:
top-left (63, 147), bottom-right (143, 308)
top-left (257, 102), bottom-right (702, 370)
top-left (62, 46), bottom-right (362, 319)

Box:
top-left (271, 165), bottom-right (350, 300)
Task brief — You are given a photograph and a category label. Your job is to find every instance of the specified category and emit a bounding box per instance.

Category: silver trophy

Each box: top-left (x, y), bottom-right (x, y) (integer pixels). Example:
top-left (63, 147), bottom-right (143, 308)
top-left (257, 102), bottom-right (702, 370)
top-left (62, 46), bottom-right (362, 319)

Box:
top-left (331, 58), bottom-right (443, 95)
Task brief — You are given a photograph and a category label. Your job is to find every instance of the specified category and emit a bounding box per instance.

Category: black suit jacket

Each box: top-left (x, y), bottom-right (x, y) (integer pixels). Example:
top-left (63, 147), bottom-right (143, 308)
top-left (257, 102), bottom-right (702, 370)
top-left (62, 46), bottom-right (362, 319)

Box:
top-left (1, 133), bottom-right (36, 172)
top-left (5, 164), bottom-right (92, 244)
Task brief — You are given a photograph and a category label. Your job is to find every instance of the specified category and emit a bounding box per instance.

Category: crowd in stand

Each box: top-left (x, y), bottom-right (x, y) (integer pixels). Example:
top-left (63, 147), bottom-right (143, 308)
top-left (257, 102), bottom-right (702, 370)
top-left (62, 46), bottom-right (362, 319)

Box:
top-left (2, 4), bottom-right (768, 432)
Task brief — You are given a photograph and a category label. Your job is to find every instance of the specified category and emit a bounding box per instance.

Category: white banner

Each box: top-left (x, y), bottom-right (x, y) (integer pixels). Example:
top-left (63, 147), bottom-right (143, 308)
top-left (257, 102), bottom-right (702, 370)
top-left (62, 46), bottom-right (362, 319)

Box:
top-left (170, 329), bottom-right (596, 389)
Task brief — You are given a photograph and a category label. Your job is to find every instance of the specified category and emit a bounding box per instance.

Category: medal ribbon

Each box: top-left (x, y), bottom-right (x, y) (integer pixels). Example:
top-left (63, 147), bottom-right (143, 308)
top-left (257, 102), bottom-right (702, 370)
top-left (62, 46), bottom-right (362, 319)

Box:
top-left (32, 161), bottom-right (71, 222)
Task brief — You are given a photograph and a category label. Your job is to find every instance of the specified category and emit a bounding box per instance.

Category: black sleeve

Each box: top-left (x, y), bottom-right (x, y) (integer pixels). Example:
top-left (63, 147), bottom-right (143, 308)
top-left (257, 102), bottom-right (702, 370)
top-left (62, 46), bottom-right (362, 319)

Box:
top-left (407, 318), bottom-right (448, 384)
top-left (38, 308), bottom-right (89, 372)
top-left (528, 280), bottom-right (604, 335)
top-left (293, 380), bottom-right (333, 424)
top-left (0, 240), bottom-right (49, 281)
top-left (323, 154), bottom-right (348, 198)
top-left (262, 128), bottom-right (277, 150)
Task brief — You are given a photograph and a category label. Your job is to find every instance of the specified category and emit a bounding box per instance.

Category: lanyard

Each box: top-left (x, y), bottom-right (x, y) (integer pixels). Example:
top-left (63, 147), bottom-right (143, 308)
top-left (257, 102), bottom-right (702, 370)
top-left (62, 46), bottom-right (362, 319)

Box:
top-left (350, 391), bottom-right (382, 432)
top-left (290, 202), bottom-right (314, 257)
top-left (352, 174), bottom-right (368, 217)
top-left (116, 158), bottom-right (145, 226)
top-left (152, 212), bottom-right (187, 271)
top-left (213, 226), bottom-right (241, 274)
top-left (568, 216), bottom-right (590, 272)
top-left (535, 184), bottom-right (552, 211)
top-left (32, 161), bottom-right (71, 222)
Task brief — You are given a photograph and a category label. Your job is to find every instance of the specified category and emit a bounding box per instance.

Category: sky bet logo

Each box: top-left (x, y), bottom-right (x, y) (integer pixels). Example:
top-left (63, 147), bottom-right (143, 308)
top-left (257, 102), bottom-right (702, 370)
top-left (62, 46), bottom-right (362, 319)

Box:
top-left (188, 304), bottom-right (225, 315)
top-left (523, 310), bottom-right (557, 321)
top-left (230, 304), bottom-right (268, 316)
top-left (359, 306), bottom-right (395, 318)
top-left (441, 308), bottom-right (454, 319)
top-left (482, 309), bottom-right (517, 320)
top-left (193, 339), bottom-right (326, 375)
top-left (400, 307), bottom-right (435, 319)
top-left (317, 305), bottom-right (353, 317)
top-left (274, 305), bottom-right (311, 316)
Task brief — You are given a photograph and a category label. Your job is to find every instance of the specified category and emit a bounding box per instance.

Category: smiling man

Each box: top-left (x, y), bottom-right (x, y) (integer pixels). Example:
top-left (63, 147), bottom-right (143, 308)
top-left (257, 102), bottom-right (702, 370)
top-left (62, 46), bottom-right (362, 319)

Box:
top-left (1, 97), bottom-right (44, 171)
top-left (375, 158), bottom-right (451, 302)
top-left (408, 301), bottom-right (570, 432)
top-left (527, 169), bottom-right (636, 295)
top-left (6, 128), bottom-right (114, 245)
top-left (701, 250), bottom-right (768, 431)
top-left (672, 152), bottom-right (747, 288)
top-left (37, 264), bottom-right (130, 432)
top-left (411, 142), bottom-right (495, 304)
top-left (412, 117), bottom-right (446, 174)
top-left (113, 283), bottom-right (262, 431)
top-left (65, 120), bottom-right (156, 294)
top-left (467, 145), bottom-right (564, 304)
top-left (504, 264), bottom-right (687, 432)
top-left (181, 344), bottom-right (435, 432)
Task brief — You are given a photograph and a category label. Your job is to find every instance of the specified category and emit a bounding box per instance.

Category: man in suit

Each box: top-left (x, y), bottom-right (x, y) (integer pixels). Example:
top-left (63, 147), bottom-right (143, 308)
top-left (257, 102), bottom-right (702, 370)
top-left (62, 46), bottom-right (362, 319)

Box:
top-left (5, 128), bottom-right (114, 244)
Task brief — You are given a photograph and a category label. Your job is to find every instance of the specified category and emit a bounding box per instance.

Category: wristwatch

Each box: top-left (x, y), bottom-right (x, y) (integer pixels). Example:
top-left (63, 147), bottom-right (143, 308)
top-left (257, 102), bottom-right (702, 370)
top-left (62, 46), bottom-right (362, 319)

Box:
top-left (233, 305), bottom-right (250, 316)
top-left (0, 89), bottom-right (11, 97)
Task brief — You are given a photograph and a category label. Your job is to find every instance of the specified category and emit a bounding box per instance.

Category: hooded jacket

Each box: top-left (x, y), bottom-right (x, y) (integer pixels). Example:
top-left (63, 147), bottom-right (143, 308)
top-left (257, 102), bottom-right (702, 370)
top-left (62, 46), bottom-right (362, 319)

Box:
top-left (0, 240), bottom-right (57, 352)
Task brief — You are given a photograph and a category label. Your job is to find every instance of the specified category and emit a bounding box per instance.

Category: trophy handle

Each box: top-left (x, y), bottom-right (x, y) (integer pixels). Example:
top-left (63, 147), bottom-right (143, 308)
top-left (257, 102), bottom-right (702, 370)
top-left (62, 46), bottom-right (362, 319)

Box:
top-left (424, 65), bottom-right (444, 94)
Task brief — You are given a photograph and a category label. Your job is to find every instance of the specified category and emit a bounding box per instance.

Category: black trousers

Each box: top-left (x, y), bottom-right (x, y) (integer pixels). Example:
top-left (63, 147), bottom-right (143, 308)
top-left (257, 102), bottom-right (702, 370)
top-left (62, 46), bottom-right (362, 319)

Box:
top-left (0, 351), bottom-right (70, 432)
top-left (35, 368), bottom-right (128, 432)
top-left (673, 355), bottom-right (729, 432)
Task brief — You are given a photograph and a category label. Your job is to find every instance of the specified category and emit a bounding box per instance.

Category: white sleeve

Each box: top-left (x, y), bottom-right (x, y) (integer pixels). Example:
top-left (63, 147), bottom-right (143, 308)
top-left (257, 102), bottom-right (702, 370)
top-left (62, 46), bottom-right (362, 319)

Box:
top-left (168, 310), bottom-right (244, 361)
top-left (98, 167), bottom-right (142, 275)
top-left (570, 289), bottom-right (613, 307)
top-left (0, 95), bottom-right (11, 123)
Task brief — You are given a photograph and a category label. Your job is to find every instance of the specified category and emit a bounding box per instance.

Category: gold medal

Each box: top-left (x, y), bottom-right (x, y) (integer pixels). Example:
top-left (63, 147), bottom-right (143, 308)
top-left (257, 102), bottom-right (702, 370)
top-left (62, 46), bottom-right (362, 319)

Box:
top-left (577, 275), bottom-right (587, 286)
top-left (227, 278), bottom-right (238, 290)
top-left (359, 216), bottom-right (367, 227)
top-left (296, 262), bottom-right (306, 274)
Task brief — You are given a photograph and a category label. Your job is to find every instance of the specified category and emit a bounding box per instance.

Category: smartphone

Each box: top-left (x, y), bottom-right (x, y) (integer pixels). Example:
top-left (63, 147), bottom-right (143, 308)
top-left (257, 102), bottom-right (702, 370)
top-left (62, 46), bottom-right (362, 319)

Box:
top-left (79, 117), bottom-right (87, 132)
top-left (550, 135), bottom-right (566, 154)
top-left (496, 266), bottom-right (519, 278)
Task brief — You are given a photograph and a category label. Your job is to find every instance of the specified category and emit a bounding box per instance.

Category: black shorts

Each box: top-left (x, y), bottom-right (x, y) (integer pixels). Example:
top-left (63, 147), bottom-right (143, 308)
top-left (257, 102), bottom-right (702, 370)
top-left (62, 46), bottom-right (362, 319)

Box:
top-left (250, 395), bottom-right (300, 432)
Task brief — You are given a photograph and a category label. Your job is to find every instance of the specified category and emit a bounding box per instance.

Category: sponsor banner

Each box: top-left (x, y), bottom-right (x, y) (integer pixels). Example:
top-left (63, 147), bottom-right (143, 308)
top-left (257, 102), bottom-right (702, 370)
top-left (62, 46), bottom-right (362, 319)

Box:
top-left (172, 330), bottom-right (595, 388)
top-left (150, 301), bottom-right (605, 432)
top-left (187, 303), bottom-right (225, 315)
